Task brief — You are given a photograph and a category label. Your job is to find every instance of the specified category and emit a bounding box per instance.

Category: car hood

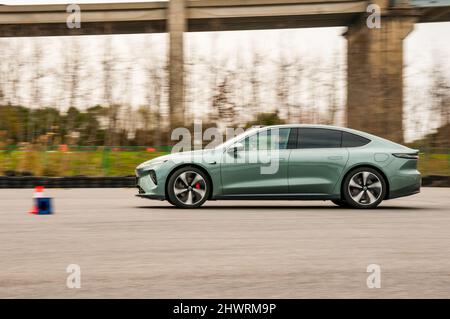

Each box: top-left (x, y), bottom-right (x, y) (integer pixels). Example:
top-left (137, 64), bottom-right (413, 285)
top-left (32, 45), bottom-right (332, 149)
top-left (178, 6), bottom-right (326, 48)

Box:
top-left (137, 149), bottom-right (220, 168)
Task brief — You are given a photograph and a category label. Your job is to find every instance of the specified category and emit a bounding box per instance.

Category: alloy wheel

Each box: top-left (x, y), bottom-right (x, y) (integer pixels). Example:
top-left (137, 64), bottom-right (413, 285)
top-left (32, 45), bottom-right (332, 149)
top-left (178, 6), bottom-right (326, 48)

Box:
top-left (173, 171), bottom-right (207, 205)
top-left (347, 171), bottom-right (382, 205)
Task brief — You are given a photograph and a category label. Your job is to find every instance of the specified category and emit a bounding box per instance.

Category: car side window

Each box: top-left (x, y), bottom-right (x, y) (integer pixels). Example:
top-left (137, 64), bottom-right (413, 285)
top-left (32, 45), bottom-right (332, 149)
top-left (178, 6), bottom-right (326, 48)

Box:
top-left (243, 128), bottom-right (291, 151)
top-left (287, 127), bottom-right (298, 149)
top-left (297, 128), bottom-right (342, 149)
top-left (342, 132), bottom-right (371, 147)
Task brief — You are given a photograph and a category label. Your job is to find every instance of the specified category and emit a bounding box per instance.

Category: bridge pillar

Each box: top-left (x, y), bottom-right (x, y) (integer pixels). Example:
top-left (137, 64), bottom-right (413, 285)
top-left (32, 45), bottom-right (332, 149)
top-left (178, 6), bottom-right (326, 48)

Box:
top-left (168, 0), bottom-right (186, 129)
top-left (345, 12), bottom-right (415, 143)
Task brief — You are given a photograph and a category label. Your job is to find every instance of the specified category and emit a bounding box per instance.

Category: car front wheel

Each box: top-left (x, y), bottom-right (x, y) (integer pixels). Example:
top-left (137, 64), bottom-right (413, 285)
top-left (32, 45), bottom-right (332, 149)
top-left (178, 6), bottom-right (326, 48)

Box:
top-left (343, 167), bottom-right (386, 209)
top-left (331, 199), bottom-right (350, 208)
top-left (167, 166), bottom-right (210, 208)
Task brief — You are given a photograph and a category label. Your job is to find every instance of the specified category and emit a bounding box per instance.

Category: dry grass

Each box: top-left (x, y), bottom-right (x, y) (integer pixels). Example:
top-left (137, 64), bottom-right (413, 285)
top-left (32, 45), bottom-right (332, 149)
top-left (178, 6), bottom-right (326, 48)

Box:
top-left (0, 149), bottom-right (448, 177)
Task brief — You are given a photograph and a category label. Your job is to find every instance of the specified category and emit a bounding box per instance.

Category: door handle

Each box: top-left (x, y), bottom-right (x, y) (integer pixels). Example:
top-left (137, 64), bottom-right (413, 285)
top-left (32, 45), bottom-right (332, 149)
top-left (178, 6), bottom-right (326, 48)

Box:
top-left (328, 156), bottom-right (343, 160)
top-left (269, 157), bottom-right (286, 162)
top-left (260, 155), bottom-right (287, 162)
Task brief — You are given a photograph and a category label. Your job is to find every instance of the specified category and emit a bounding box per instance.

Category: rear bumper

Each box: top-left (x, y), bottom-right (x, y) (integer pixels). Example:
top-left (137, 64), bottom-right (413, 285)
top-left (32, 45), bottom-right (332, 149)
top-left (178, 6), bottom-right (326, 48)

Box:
top-left (389, 185), bottom-right (420, 199)
top-left (388, 176), bottom-right (421, 199)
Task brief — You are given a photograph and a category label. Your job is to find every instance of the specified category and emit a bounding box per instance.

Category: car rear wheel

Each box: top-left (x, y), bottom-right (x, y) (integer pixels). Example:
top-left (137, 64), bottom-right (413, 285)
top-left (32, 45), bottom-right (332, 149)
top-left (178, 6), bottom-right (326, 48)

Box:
top-left (343, 167), bottom-right (386, 209)
top-left (167, 166), bottom-right (210, 208)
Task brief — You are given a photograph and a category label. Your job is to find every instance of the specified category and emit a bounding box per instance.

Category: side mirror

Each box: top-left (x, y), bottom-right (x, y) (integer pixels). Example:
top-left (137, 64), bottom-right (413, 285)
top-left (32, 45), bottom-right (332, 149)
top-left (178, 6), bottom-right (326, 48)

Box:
top-left (227, 142), bottom-right (244, 153)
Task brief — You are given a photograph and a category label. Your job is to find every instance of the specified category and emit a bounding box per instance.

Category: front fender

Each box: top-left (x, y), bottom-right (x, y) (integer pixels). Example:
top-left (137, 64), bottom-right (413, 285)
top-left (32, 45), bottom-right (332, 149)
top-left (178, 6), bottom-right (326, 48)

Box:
top-left (163, 160), bottom-right (222, 199)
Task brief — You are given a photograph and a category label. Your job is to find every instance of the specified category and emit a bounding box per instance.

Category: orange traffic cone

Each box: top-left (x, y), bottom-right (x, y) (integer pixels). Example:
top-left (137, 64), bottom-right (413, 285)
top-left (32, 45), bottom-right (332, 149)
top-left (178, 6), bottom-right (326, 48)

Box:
top-left (29, 186), bottom-right (44, 214)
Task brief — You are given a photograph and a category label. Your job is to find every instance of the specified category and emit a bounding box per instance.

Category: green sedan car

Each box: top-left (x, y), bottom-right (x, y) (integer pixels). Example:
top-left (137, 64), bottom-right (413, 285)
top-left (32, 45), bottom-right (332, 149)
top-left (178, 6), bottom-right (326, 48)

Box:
top-left (136, 125), bottom-right (421, 209)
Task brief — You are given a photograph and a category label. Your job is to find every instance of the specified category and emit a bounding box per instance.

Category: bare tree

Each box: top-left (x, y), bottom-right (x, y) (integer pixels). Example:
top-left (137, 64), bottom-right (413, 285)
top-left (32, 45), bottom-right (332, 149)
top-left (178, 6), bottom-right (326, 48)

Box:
top-left (430, 62), bottom-right (450, 127)
top-left (26, 39), bottom-right (46, 143)
top-left (326, 50), bottom-right (341, 125)
top-left (144, 37), bottom-right (165, 145)
top-left (119, 63), bottom-right (134, 145)
top-left (276, 51), bottom-right (291, 122)
top-left (0, 39), bottom-right (8, 105)
top-left (66, 38), bottom-right (82, 109)
top-left (249, 49), bottom-right (262, 119)
top-left (102, 37), bottom-right (119, 146)
top-left (291, 56), bottom-right (304, 123)
top-left (428, 58), bottom-right (450, 147)
top-left (8, 42), bottom-right (26, 108)
top-left (212, 73), bottom-right (236, 128)
top-left (60, 38), bottom-right (85, 144)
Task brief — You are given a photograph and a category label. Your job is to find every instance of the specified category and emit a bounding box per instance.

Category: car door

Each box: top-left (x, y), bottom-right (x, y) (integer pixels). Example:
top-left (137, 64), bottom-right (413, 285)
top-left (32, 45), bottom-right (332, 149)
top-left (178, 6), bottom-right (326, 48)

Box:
top-left (288, 128), bottom-right (349, 194)
top-left (220, 127), bottom-right (292, 195)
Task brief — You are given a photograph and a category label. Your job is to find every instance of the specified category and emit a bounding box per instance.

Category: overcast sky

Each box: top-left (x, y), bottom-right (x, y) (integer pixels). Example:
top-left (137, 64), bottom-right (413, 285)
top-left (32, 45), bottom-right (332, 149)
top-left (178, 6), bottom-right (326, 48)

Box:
top-left (2, 0), bottom-right (448, 79)
top-left (2, 0), bottom-right (448, 75)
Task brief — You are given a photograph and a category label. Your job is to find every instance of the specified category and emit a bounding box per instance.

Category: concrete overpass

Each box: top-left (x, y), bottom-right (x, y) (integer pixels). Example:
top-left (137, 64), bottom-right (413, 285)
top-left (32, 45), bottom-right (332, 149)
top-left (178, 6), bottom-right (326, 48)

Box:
top-left (0, 0), bottom-right (449, 142)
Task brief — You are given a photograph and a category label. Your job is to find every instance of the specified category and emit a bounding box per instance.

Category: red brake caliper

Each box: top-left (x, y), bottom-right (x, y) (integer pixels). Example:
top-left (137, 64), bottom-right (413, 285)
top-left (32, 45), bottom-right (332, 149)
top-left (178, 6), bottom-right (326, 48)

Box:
top-left (195, 183), bottom-right (201, 189)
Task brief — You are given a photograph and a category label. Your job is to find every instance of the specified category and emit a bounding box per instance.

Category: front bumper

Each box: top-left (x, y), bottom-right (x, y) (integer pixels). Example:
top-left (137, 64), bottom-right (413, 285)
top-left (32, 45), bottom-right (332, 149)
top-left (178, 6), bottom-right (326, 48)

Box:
top-left (136, 168), bottom-right (166, 200)
top-left (135, 193), bottom-right (165, 200)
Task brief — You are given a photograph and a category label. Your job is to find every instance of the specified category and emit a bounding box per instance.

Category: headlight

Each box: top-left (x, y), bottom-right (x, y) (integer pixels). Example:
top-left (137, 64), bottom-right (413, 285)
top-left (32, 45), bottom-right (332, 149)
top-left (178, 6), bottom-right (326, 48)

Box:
top-left (148, 170), bottom-right (157, 185)
top-left (148, 160), bottom-right (166, 167)
top-left (138, 160), bottom-right (166, 170)
top-left (136, 159), bottom-right (167, 177)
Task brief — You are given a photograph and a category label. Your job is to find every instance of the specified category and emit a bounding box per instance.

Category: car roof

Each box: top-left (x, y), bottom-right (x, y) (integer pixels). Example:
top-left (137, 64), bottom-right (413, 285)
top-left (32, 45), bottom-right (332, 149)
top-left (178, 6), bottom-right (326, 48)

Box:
top-left (259, 124), bottom-right (369, 136)
top-left (258, 124), bottom-right (408, 149)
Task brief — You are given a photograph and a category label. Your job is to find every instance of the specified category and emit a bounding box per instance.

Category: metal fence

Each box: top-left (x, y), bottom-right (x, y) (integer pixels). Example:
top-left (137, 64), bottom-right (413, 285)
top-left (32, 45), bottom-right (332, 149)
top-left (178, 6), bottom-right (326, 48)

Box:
top-left (0, 145), bottom-right (449, 177)
top-left (0, 145), bottom-right (171, 177)
top-left (418, 148), bottom-right (450, 177)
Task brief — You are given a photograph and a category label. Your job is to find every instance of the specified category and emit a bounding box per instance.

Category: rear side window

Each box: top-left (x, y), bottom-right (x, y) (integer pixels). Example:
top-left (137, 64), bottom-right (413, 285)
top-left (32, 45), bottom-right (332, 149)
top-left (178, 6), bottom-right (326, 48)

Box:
top-left (298, 128), bottom-right (342, 149)
top-left (342, 132), bottom-right (370, 147)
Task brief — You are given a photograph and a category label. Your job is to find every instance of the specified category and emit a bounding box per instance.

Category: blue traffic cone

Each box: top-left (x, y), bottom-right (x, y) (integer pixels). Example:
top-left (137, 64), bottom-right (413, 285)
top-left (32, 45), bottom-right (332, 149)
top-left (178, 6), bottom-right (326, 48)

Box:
top-left (29, 186), bottom-right (53, 215)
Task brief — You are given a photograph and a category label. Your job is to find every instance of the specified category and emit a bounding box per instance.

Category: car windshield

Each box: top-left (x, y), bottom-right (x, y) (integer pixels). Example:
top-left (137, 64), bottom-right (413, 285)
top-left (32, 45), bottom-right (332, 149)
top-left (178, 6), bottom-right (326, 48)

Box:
top-left (215, 127), bottom-right (261, 150)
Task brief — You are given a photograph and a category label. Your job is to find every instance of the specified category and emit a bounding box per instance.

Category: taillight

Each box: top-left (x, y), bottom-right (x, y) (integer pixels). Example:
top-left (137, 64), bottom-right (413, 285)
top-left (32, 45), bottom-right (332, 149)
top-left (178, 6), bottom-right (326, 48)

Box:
top-left (392, 152), bottom-right (419, 160)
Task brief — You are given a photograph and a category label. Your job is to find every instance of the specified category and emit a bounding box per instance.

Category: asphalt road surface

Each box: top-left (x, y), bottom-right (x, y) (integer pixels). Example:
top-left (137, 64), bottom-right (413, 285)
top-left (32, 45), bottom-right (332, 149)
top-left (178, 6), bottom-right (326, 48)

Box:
top-left (1, 187), bottom-right (449, 298)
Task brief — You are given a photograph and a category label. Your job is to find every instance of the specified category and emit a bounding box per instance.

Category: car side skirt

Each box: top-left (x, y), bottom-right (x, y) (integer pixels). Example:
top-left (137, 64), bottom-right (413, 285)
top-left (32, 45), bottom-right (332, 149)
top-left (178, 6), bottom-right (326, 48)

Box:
top-left (213, 194), bottom-right (340, 200)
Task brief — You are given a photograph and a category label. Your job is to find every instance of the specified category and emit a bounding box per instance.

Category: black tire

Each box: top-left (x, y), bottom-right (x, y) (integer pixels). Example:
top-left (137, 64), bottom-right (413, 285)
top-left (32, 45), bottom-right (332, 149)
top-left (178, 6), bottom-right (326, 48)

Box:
top-left (331, 199), bottom-right (350, 208)
top-left (167, 166), bottom-right (210, 208)
top-left (342, 167), bottom-right (386, 209)
top-left (166, 197), bottom-right (175, 205)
